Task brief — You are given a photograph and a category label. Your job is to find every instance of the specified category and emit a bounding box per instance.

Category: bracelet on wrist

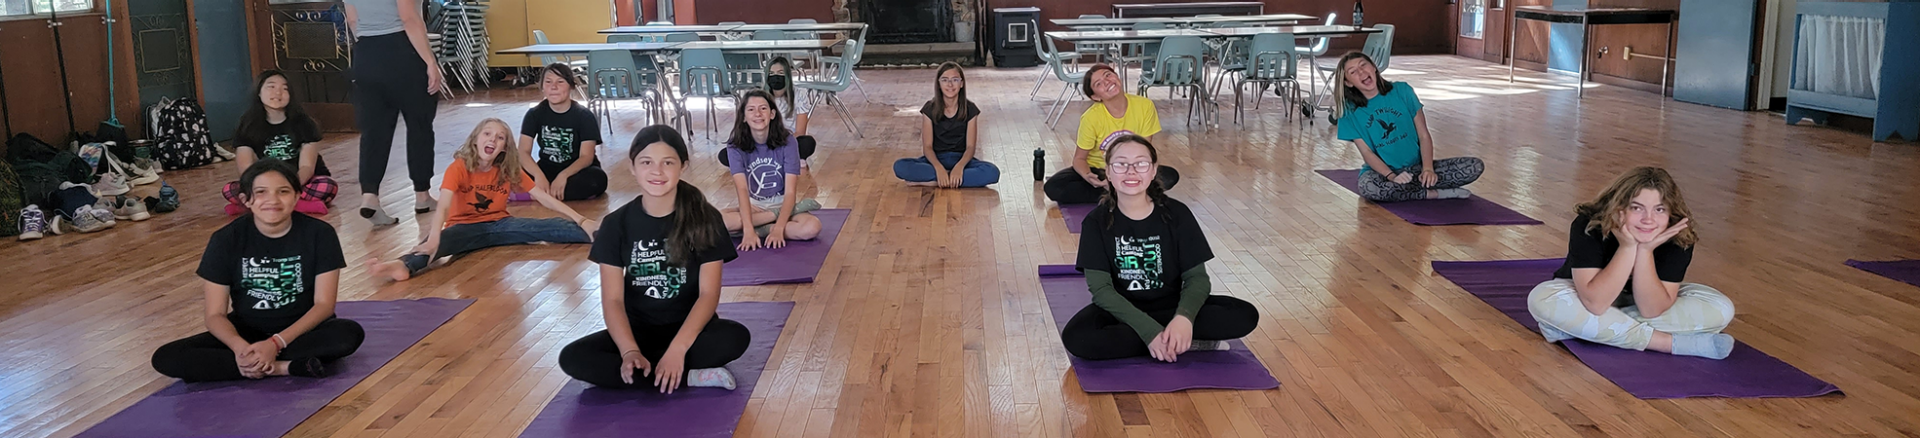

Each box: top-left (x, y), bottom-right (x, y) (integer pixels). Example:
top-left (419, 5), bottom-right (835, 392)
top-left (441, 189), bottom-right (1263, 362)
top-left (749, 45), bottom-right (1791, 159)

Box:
top-left (271, 334), bottom-right (288, 349)
top-left (621, 349), bottom-right (642, 357)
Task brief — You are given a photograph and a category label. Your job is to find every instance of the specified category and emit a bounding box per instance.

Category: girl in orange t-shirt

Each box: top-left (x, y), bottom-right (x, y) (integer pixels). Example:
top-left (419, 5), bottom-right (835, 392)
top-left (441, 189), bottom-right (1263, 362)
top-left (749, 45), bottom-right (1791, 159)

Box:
top-left (370, 118), bottom-right (600, 281)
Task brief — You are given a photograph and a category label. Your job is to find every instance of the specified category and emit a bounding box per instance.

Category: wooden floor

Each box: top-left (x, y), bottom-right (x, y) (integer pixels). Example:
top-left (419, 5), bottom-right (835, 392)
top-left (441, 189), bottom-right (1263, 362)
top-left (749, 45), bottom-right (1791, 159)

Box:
top-left (5, 55), bottom-right (1920, 437)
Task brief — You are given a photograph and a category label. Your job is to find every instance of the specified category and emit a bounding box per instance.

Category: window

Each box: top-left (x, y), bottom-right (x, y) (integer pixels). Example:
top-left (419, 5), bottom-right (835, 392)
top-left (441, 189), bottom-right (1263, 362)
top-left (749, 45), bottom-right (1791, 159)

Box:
top-left (2, 0), bottom-right (94, 18)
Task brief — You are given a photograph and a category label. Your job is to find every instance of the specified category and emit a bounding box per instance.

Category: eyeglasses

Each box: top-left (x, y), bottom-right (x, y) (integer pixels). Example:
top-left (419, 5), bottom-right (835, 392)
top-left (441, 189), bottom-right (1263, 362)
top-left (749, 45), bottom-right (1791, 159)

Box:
top-left (1107, 161), bottom-right (1155, 173)
top-left (939, 78), bottom-right (965, 84)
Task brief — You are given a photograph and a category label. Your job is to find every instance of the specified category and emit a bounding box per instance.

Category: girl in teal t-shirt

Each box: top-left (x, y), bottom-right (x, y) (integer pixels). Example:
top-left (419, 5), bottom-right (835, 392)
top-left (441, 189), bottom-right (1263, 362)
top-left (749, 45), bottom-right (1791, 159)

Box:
top-left (1333, 52), bottom-right (1483, 202)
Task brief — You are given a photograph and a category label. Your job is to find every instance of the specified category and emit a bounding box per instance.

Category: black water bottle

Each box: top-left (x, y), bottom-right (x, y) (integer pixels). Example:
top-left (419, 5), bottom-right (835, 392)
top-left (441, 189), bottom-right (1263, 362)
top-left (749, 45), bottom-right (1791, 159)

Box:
top-left (1353, 0), bottom-right (1365, 27)
top-left (1033, 148), bottom-right (1046, 181)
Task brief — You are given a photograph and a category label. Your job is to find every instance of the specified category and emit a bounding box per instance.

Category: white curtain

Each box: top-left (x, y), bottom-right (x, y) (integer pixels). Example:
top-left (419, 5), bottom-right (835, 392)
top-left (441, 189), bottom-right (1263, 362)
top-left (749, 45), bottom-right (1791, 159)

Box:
top-left (1793, 15), bottom-right (1883, 99)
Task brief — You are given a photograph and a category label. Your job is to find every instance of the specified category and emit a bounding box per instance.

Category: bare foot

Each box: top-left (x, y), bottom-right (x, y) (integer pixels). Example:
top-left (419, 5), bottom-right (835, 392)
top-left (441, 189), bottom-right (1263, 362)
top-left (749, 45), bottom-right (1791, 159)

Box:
top-left (367, 259), bottom-right (413, 282)
top-left (268, 360), bottom-right (292, 377)
top-left (906, 181), bottom-right (937, 187)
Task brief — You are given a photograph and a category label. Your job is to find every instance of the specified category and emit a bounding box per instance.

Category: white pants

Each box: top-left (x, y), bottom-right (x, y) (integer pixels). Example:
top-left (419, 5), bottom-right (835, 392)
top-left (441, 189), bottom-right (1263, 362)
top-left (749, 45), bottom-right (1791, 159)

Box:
top-left (1526, 279), bottom-right (1734, 350)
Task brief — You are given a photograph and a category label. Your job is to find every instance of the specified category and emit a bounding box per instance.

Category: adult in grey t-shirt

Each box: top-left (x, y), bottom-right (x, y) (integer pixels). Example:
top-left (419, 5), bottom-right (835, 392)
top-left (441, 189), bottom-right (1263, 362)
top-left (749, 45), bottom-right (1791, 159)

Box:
top-left (342, 0), bottom-right (445, 226)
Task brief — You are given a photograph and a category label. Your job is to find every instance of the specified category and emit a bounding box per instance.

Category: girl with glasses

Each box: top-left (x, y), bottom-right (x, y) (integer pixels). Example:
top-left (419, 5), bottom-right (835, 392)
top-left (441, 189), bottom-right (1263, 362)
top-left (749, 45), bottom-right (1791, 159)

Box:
top-left (893, 62), bottom-right (1000, 188)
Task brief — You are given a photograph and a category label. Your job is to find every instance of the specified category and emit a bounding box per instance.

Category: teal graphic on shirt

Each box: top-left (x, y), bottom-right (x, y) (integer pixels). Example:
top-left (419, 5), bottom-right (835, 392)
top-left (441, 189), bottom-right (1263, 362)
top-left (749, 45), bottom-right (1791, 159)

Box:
top-left (626, 239), bottom-right (688, 299)
top-left (539, 125), bottom-right (576, 164)
top-left (261, 134), bottom-right (298, 162)
top-left (239, 256), bottom-right (304, 310)
top-left (1113, 235), bottom-right (1164, 291)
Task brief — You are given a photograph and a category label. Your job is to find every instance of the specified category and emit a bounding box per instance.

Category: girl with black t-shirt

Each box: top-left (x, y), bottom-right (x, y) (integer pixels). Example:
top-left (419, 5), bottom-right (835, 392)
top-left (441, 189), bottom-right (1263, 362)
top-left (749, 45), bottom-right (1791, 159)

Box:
top-left (520, 63), bottom-right (608, 201)
top-left (222, 70), bottom-right (335, 216)
top-left (892, 62), bottom-right (1000, 188)
top-left (153, 159), bottom-right (365, 382)
top-left (1527, 167), bottom-right (1736, 359)
top-left (559, 125), bottom-right (750, 392)
top-left (1060, 134), bottom-right (1259, 362)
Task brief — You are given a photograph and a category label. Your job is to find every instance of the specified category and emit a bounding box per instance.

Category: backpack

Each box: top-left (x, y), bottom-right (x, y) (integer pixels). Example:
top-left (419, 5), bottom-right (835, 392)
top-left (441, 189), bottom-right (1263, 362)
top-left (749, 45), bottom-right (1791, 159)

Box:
top-left (151, 98), bottom-right (217, 170)
top-left (0, 161), bottom-right (22, 237)
top-left (6, 133), bottom-right (91, 206)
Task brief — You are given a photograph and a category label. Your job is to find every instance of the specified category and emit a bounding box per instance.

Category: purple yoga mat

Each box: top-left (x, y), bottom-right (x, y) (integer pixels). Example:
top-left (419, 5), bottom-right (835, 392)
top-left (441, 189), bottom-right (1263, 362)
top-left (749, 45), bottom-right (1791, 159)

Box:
top-left (1314, 169), bottom-right (1541, 226)
top-left (1845, 259), bottom-right (1920, 288)
top-left (1431, 259), bottom-right (1841, 399)
top-left (78, 298), bottom-right (475, 438)
top-left (1037, 265), bottom-right (1280, 393)
top-left (517, 301), bottom-right (795, 438)
top-left (723, 209), bottom-right (849, 286)
top-left (1061, 204), bottom-right (1095, 234)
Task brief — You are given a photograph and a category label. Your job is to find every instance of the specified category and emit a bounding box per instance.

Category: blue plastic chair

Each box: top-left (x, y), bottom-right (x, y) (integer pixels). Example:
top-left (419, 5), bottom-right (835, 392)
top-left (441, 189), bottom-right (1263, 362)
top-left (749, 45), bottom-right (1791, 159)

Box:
top-left (1232, 32), bottom-right (1300, 124)
top-left (1029, 19), bottom-right (1082, 99)
top-left (585, 49), bottom-right (642, 132)
top-left (1136, 36), bottom-right (1208, 125)
top-left (677, 48), bottom-right (734, 137)
top-left (1040, 34), bottom-right (1089, 127)
top-left (795, 40), bottom-right (864, 137)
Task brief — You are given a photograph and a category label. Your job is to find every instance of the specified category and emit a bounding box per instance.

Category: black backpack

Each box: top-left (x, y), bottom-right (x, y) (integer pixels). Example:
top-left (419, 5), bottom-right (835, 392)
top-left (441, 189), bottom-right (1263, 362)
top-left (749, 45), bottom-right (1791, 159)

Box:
top-left (0, 161), bottom-right (22, 237)
top-left (151, 98), bottom-right (216, 170)
top-left (6, 133), bottom-right (90, 207)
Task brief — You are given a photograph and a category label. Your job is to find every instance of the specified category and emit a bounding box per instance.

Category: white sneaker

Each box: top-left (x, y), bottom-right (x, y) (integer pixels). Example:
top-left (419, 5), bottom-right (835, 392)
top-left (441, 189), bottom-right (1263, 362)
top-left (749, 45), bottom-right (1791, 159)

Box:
top-left (685, 367), bottom-right (737, 390)
top-left (92, 172), bottom-right (131, 197)
top-left (213, 145), bottom-right (237, 161)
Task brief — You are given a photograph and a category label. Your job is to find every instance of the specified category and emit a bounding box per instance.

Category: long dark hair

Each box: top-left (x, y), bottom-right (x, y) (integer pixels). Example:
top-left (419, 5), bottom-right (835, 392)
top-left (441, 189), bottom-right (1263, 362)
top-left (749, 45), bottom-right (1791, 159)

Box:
top-left (1098, 133), bottom-right (1172, 229)
top-left (234, 70), bottom-right (314, 140)
top-left (923, 62), bottom-right (969, 120)
top-left (725, 90), bottom-right (791, 153)
top-left (765, 56), bottom-right (795, 111)
top-left (1332, 51), bottom-right (1394, 119)
top-left (629, 125), bottom-right (725, 264)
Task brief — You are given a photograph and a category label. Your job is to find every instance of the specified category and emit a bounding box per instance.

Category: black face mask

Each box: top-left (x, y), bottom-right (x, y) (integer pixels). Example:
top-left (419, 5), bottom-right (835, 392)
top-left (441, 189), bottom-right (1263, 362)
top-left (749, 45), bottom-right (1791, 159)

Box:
top-left (766, 74), bottom-right (788, 90)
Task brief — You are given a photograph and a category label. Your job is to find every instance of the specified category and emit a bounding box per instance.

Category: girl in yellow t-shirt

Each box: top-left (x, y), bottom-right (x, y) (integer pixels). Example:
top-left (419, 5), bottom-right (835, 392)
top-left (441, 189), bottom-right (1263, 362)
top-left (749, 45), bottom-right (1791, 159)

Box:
top-left (1043, 64), bottom-right (1182, 205)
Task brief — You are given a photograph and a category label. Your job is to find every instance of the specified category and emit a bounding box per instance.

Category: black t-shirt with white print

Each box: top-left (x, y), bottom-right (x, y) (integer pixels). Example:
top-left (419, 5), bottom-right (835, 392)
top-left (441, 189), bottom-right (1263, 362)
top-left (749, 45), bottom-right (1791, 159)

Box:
top-left (1552, 212), bottom-right (1693, 308)
top-left (196, 213), bottom-right (347, 331)
top-left (1075, 199), bottom-right (1214, 305)
top-left (234, 114), bottom-right (328, 176)
top-left (589, 200), bottom-right (738, 326)
top-left (520, 100), bottom-right (603, 170)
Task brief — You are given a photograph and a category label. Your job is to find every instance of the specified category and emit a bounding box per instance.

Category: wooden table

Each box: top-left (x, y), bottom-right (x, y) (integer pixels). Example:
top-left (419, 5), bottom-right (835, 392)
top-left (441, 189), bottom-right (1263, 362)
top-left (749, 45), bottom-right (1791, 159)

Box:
top-left (1112, 2), bottom-right (1263, 18)
top-left (1052, 13), bottom-right (1314, 30)
top-left (1508, 6), bottom-right (1676, 97)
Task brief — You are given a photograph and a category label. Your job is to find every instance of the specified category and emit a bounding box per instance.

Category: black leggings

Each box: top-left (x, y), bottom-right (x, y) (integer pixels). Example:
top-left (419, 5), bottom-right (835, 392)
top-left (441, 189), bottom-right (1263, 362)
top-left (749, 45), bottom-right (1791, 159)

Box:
top-left (352, 32), bottom-right (439, 195)
top-left (539, 162), bottom-right (608, 201)
top-left (151, 316), bottom-right (365, 382)
top-left (1043, 166), bottom-right (1182, 205)
top-left (1061, 295), bottom-right (1258, 361)
top-left (716, 136), bottom-right (815, 166)
top-left (558, 317), bottom-right (751, 388)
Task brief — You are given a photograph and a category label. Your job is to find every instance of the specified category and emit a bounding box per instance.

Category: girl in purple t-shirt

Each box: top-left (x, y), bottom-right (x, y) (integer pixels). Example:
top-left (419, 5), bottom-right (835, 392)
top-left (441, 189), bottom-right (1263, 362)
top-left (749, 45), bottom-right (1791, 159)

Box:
top-left (722, 90), bottom-right (823, 251)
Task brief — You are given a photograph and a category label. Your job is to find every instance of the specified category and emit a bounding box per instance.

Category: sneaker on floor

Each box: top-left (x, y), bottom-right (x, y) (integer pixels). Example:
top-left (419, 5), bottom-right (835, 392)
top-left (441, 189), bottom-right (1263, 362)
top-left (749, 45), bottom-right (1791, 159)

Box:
top-left (414, 195), bottom-right (435, 214)
top-left (1189, 340), bottom-right (1231, 352)
top-left (361, 207), bottom-right (399, 226)
top-left (46, 215), bottom-right (67, 235)
top-left (112, 195), bottom-right (151, 221)
top-left (685, 367), bottom-right (737, 390)
top-left (92, 172), bottom-right (131, 197)
top-left (154, 183), bottom-right (179, 213)
top-left (68, 207), bottom-right (110, 233)
top-left (18, 205), bottom-right (45, 241)
top-left (212, 144), bottom-right (237, 161)
top-left (88, 205), bottom-right (117, 228)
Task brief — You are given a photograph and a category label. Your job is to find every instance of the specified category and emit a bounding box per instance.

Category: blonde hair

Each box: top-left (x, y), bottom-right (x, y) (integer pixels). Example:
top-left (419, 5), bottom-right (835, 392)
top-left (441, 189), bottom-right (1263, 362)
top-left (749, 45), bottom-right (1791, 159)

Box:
top-left (453, 118), bottom-right (527, 191)
top-left (1575, 167), bottom-right (1698, 248)
top-left (1330, 51), bottom-right (1391, 120)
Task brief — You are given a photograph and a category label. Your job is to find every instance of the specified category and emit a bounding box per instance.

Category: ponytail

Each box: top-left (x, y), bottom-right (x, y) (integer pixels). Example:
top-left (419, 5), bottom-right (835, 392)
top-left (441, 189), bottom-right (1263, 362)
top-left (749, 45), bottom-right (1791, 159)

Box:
top-left (666, 180), bottom-right (724, 265)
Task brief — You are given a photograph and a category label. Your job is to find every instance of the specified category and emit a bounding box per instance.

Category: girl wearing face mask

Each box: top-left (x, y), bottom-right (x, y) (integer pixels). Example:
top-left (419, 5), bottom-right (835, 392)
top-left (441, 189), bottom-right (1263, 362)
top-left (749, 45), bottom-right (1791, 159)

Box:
top-left (1043, 64), bottom-right (1181, 205)
top-left (720, 57), bottom-right (815, 166)
top-left (559, 124), bottom-right (749, 393)
top-left (519, 63), bottom-right (608, 201)
top-left (153, 159), bottom-right (364, 382)
top-left (1528, 167), bottom-right (1735, 359)
top-left (367, 119), bottom-right (600, 281)
top-left (1332, 52), bottom-right (1483, 202)
top-left (1059, 134), bottom-right (1258, 362)
top-left (223, 71), bottom-right (333, 216)
top-left (893, 62), bottom-right (999, 188)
